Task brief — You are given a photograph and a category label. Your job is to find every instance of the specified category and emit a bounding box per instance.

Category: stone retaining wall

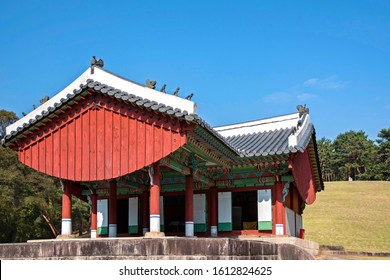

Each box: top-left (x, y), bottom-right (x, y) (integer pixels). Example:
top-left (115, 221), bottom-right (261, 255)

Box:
top-left (0, 238), bottom-right (314, 260)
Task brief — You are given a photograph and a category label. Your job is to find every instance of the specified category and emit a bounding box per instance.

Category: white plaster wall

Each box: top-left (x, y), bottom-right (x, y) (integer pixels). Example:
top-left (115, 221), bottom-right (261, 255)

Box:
top-left (97, 199), bottom-right (108, 228)
top-left (257, 189), bottom-right (272, 223)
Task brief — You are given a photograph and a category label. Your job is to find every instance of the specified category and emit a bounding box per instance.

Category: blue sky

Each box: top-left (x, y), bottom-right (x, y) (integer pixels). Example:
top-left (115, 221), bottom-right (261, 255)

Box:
top-left (1, 0), bottom-right (389, 140)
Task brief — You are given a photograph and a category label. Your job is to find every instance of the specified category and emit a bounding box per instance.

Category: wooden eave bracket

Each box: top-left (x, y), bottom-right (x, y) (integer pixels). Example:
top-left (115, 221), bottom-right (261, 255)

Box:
top-left (160, 155), bottom-right (215, 186)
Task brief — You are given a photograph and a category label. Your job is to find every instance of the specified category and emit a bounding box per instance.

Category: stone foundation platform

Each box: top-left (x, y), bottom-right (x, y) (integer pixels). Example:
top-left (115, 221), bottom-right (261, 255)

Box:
top-left (0, 237), bottom-right (314, 260)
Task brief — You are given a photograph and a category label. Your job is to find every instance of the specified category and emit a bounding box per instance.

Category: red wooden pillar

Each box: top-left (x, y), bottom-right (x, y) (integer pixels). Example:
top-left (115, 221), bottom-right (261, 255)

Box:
top-left (109, 180), bottom-right (117, 237)
top-left (141, 191), bottom-right (149, 235)
top-left (61, 180), bottom-right (72, 235)
top-left (149, 161), bottom-right (162, 233)
top-left (272, 182), bottom-right (286, 235)
top-left (209, 187), bottom-right (218, 237)
top-left (185, 174), bottom-right (194, 237)
top-left (90, 192), bottom-right (97, 238)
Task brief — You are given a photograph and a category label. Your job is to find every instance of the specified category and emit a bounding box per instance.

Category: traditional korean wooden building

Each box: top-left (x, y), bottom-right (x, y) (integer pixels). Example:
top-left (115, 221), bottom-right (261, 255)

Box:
top-left (2, 64), bottom-right (324, 239)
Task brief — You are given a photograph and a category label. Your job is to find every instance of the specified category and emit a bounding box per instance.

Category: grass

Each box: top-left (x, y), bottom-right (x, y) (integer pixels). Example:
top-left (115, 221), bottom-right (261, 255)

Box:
top-left (303, 181), bottom-right (390, 253)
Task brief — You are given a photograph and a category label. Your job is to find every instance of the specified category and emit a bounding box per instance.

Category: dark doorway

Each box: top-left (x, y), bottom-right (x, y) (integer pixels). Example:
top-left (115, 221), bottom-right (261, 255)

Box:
top-left (117, 199), bottom-right (129, 234)
top-left (164, 195), bottom-right (185, 234)
top-left (232, 191), bottom-right (257, 230)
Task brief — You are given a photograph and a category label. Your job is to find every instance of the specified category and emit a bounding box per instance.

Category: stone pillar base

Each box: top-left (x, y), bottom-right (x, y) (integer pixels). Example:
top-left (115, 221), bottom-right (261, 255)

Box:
top-left (150, 215), bottom-right (160, 232)
top-left (109, 224), bottom-right (117, 238)
top-left (185, 221), bottom-right (194, 237)
top-left (61, 218), bottom-right (72, 236)
top-left (56, 234), bottom-right (77, 239)
top-left (210, 226), bottom-right (218, 237)
top-left (144, 232), bottom-right (165, 238)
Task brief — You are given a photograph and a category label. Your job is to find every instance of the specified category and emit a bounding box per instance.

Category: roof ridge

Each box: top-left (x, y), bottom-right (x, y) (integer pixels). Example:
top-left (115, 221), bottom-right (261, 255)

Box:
top-left (213, 112), bottom-right (299, 129)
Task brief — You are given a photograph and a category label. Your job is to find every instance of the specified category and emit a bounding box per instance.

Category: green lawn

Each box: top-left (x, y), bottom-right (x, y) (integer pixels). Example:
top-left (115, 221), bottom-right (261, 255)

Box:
top-left (303, 181), bottom-right (390, 253)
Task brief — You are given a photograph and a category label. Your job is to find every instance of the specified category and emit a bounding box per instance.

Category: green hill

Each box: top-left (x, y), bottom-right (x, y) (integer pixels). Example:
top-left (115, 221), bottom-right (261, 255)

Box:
top-left (303, 181), bottom-right (390, 252)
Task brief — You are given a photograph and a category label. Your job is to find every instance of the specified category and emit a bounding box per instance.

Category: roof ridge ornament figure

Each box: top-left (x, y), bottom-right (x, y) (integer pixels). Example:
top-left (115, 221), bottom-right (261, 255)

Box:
top-left (184, 93), bottom-right (194, 100)
top-left (40, 96), bottom-right (50, 105)
top-left (90, 56), bottom-right (104, 74)
top-left (296, 104), bottom-right (309, 117)
top-left (146, 79), bottom-right (156, 89)
top-left (173, 87), bottom-right (180, 96)
top-left (160, 84), bottom-right (166, 93)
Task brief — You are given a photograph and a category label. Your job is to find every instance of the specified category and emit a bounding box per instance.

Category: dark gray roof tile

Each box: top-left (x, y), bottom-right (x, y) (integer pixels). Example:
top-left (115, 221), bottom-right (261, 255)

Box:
top-left (144, 101), bottom-right (157, 108)
top-left (185, 115), bottom-right (194, 121)
top-left (159, 106), bottom-right (172, 113)
top-left (136, 100), bottom-right (145, 106)
top-left (224, 127), bottom-right (300, 157)
top-left (121, 95), bottom-right (129, 101)
top-left (128, 95), bottom-right (140, 102)
top-left (151, 103), bottom-right (162, 110)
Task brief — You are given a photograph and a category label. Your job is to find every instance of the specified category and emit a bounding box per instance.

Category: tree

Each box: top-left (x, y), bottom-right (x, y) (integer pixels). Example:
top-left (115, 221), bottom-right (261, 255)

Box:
top-left (375, 128), bottom-right (390, 180)
top-left (317, 137), bottom-right (335, 181)
top-left (332, 130), bottom-right (377, 180)
top-left (0, 109), bottom-right (91, 242)
top-left (0, 109), bottom-right (18, 139)
top-left (0, 146), bottom-right (62, 242)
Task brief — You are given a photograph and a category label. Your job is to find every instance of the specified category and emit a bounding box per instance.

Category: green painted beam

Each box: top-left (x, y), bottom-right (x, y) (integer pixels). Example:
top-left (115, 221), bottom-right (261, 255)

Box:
top-left (194, 172), bottom-right (214, 186)
top-left (184, 143), bottom-right (219, 164)
top-left (160, 157), bottom-right (191, 175)
top-left (161, 185), bottom-right (185, 192)
top-left (281, 175), bottom-right (294, 182)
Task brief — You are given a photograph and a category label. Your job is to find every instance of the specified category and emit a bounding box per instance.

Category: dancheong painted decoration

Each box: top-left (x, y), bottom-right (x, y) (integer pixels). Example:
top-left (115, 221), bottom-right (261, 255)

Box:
top-left (1, 60), bottom-right (324, 239)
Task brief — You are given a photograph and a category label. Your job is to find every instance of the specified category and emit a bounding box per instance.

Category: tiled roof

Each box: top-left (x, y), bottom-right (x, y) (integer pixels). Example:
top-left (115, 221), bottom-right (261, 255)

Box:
top-left (214, 113), bottom-right (314, 157)
top-left (2, 79), bottom-right (194, 143)
top-left (4, 67), bottom-right (196, 138)
top-left (1, 77), bottom-right (234, 156)
top-left (2, 67), bottom-right (315, 161)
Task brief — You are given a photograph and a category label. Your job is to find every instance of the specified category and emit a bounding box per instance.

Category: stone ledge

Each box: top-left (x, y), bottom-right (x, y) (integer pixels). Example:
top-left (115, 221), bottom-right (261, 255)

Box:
top-left (0, 237), bottom-right (313, 260)
top-left (240, 236), bottom-right (319, 256)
